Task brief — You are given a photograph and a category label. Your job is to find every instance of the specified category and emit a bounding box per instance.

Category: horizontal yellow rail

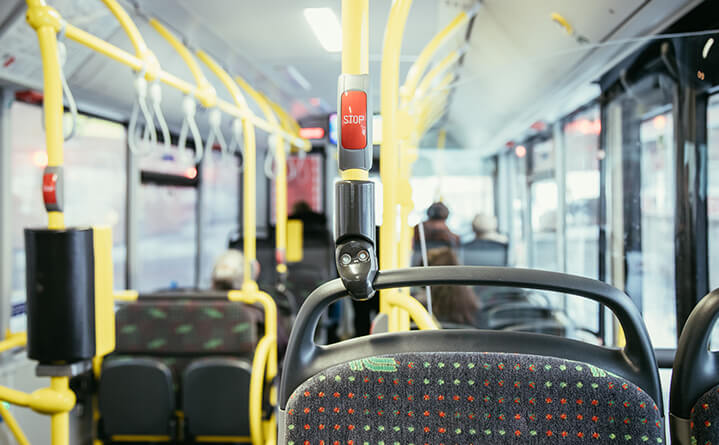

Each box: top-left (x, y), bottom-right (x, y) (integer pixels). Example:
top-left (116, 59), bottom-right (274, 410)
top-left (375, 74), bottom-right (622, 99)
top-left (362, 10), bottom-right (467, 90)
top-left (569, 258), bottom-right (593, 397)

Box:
top-left (32, 3), bottom-right (308, 149)
top-left (0, 332), bottom-right (27, 353)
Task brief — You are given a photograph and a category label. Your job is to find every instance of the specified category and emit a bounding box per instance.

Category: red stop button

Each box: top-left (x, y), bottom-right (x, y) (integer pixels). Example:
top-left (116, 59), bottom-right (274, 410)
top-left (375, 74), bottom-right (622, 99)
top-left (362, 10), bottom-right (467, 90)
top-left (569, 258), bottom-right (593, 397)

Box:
top-left (341, 90), bottom-right (367, 149)
top-left (42, 172), bottom-right (57, 205)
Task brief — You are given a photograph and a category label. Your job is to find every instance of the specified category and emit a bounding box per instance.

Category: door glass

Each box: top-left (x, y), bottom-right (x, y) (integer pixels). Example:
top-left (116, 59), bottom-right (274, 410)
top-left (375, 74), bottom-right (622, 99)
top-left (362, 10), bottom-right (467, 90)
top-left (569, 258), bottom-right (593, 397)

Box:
top-left (564, 106), bottom-right (601, 332)
top-left (529, 139), bottom-right (557, 272)
top-left (639, 110), bottom-right (677, 348)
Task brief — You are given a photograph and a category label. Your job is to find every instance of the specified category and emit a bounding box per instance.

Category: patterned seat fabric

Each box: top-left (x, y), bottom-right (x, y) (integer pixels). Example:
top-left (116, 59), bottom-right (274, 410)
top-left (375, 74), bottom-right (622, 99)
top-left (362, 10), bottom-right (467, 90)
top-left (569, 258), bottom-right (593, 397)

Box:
top-left (285, 352), bottom-right (664, 444)
top-left (690, 384), bottom-right (719, 444)
top-left (115, 299), bottom-right (259, 356)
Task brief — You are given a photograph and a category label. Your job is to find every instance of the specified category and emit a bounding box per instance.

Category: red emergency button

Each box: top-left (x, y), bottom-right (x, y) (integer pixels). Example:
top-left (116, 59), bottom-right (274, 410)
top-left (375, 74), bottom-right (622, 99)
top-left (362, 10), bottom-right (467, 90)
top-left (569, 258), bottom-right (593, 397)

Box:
top-left (42, 172), bottom-right (58, 205)
top-left (341, 90), bottom-right (367, 149)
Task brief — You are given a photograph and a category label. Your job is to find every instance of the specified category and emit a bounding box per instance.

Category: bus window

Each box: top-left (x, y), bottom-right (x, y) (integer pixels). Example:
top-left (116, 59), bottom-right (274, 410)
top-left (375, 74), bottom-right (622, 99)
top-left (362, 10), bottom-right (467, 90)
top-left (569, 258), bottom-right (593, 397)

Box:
top-left (11, 101), bottom-right (127, 329)
top-left (138, 184), bottom-right (197, 291)
top-left (200, 150), bottom-right (240, 288)
top-left (564, 106), bottom-right (601, 332)
top-left (639, 110), bottom-right (677, 348)
top-left (529, 139), bottom-right (557, 271)
top-left (706, 94), bottom-right (719, 349)
top-left (410, 149), bottom-right (495, 239)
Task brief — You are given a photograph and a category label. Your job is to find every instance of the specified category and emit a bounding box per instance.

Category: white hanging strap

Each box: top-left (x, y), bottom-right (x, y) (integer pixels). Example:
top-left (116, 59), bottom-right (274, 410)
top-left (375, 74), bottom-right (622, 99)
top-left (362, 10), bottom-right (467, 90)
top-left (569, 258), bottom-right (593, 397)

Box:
top-left (127, 72), bottom-right (157, 156)
top-left (286, 142), bottom-right (298, 182)
top-left (178, 95), bottom-right (204, 164)
top-left (55, 23), bottom-right (77, 142)
top-left (228, 118), bottom-right (244, 171)
top-left (417, 221), bottom-right (433, 317)
top-left (264, 134), bottom-right (278, 179)
top-left (288, 144), bottom-right (308, 182)
top-left (149, 80), bottom-right (171, 153)
top-left (206, 108), bottom-right (229, 159)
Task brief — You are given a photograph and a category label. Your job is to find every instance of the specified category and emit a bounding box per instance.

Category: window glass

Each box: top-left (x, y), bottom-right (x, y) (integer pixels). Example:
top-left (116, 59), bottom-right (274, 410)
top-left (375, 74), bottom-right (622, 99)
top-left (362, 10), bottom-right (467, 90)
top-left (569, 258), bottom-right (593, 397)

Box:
top-left (410, 149), bottom-right (495, 239)
top-left (11, 102), bottom-right (127, 330)
top-left (200, 151), bottom-right (240, 288)
top-left (706, 94), bottom-right (719, 349)
top-left (529, 139), bottom-right (557, 271)
top-left (137, 184), bottom-right (197, 291)
top-left (639, 110), bottom-right (677, 348)
top-left (511, 151), bottom-right (528, 267)
top-left (564, 106), bottom-right (601, 332)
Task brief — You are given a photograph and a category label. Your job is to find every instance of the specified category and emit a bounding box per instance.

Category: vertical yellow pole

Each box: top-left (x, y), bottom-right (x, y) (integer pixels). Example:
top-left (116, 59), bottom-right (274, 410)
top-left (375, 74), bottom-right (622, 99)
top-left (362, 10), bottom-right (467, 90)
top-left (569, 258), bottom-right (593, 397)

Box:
top-left (342, 0), bottom-right (369, 76)
top-left (49, 378), bottom-right (69, 445)
top-left (379, 0), bottom-right (413, 319)
top-left (243, 120), bottom-right (258, 289)
top-left (36, 25), bottom-right (64, 229)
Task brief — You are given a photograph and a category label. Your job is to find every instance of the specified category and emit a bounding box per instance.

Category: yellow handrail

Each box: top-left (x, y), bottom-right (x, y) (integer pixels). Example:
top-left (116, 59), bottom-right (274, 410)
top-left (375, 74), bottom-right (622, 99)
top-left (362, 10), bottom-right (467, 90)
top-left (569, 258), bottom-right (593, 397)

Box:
top-left (384, 290), bottom-right (439, 331)
top-left (228, 289), bottom-right (277, 445)
top-left (0, 402), bottom-right (29, 445)
top-left (0, 332), bottom-right (27, 353)
top-left (400, 8), bottom-right (475, 105)
top-left (194, 51), bottom-right (261, 285)
top-left (379, 0), bottom-right (413, 316)
top-left (234, 77), bottom-right (289, 275)
top-left (149, 18), bottom-right (216, 107)
top-left (413, 49), bottom-right (462, 102)
top-left (36, 3), bottom-right (307, 149)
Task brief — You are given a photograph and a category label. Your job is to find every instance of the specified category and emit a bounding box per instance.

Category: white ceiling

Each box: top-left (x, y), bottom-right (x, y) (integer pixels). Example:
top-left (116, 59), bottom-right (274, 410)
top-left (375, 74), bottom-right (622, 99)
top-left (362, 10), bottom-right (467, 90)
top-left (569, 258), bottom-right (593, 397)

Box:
top-left (0, 0), bottom-right (704, 155)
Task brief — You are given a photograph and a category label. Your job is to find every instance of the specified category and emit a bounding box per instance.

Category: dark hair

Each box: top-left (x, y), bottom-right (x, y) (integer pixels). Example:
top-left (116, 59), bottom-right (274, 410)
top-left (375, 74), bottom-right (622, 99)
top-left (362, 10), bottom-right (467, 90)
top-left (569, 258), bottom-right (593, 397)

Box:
top-left (292, 200), bottom-right (313, 215)
top-left (426, 247), bottom-right (478, 325)
top-left (427, 202), bottom-right (450, 220)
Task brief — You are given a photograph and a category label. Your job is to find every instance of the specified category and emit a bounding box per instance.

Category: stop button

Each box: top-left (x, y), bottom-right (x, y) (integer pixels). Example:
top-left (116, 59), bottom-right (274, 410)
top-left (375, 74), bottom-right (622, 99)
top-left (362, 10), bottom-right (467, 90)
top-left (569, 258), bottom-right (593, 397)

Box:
top-left (341, 90), bottom-right (367, 149)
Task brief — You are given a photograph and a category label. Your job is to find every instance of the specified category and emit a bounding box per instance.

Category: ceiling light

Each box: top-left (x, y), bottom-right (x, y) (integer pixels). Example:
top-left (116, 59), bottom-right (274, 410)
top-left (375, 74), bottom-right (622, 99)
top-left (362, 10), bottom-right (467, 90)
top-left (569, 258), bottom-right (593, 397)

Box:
top-left (304, 8), bottom-right (342, 52)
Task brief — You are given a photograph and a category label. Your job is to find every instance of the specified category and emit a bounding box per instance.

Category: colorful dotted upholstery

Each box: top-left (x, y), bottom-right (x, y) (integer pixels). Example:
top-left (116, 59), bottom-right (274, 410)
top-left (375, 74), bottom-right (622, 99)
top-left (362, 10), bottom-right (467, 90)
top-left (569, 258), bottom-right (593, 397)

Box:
top-left (284, 352), bottom-right (664, 444)
top-left (690, 384), bottom-right (719, 444)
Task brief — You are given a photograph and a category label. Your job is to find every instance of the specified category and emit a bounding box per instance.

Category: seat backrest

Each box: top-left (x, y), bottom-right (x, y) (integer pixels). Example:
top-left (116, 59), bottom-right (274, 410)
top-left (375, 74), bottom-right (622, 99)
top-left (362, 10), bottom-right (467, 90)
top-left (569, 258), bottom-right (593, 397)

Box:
top-left (670, 288), bottom-right (719, 445)
top-left (279, 266), bottom-right (664, 445)
top-left (183, 357), bottom-right (253, 438)
top-left (461, 239), bottom-right (509, 267)
top-left (99, 358), bottom-right (175, 438)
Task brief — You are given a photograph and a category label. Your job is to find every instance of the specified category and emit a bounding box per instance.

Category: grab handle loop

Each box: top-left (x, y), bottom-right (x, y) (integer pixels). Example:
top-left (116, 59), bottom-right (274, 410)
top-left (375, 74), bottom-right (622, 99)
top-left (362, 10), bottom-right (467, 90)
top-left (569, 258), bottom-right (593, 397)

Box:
top-left (51, 23), bottom-right (77, 142)
top-left (206, 108), bottom-right (229, 159)
top-left (149, 80), bottom-right (171, 153)
top-left (178, 95), bottom-right (204, 164)
top-left (287, 144), bottom-right (307, 182)
top-left (228, 118), bottom-right (244, 171)
top-left (127, 72), bottom-right (157, 156)
top-left (264, 134), bottom-right (278, 179)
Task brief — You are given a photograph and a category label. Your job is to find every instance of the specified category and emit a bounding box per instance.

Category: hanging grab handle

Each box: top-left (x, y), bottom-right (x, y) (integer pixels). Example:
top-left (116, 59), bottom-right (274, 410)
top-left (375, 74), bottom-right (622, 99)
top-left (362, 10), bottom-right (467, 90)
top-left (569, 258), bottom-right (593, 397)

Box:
top-left (228, 118), bottom-right (244, 171)
top-left (264, 134), bottom-right (278, 179)
top-left (127, 72), bottom-right (157, 156)
top-left (178, 95), bottom-right (204, 164)
top-left (149, 80), bottom-right (171, 153)
top-left (56, 38), bottom-right (78, 141)
top-left (287, 143), bottom-right (307, 182)
top-left (206, 108), bottom-right (229, 159)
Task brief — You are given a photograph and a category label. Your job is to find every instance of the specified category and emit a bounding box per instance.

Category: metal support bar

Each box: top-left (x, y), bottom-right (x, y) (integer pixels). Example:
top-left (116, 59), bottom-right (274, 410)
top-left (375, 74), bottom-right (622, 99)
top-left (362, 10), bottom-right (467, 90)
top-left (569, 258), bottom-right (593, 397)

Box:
top-left (674, 86), bottom-right (709, 337)
top-left (0, 89), bottom-right (12, 339)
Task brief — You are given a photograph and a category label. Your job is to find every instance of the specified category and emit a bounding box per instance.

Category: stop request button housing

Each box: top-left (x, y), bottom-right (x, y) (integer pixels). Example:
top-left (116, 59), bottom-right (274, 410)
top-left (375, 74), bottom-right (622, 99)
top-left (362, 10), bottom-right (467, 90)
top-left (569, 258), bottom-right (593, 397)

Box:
top-left (337, 73), bottom-right (372, 171)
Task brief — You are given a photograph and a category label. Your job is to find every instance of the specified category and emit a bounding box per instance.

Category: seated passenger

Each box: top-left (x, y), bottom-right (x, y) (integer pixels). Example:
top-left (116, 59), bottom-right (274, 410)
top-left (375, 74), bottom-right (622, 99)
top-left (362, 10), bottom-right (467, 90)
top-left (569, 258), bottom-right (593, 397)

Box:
top-left (462, 213), bottom-right (509, 267)
top-left (413, 201), bottom-right (461, 248)
top-left (471, 213), bottom-right (508, 244)
top-left (417, 247), bottom-right (478, 326)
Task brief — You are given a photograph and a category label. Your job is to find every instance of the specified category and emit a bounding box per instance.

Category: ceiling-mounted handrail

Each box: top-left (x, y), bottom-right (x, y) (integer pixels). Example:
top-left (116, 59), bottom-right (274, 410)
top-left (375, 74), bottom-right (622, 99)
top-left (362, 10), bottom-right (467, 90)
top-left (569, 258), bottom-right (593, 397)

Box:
top-left (413, 47), bottom-right (464, 103)
top-left (37, 2), bottom-right (308, 149)
top-left (149, 18), bottom-right (216, 108)
top-left (401, 5), bottom-right (478, 106)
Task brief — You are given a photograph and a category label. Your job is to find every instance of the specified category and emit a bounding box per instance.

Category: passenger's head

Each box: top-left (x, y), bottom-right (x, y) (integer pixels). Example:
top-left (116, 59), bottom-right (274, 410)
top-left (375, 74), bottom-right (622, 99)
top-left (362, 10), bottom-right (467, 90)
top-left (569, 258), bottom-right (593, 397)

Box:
top-left (426, 247), bottom-right (478, 326)
top-left (292, 200), bottom-right (313, 215)
top-left (211, 249), bottom-right (259, 290)
top-left (472, 213), bottom-right (498, 236)
top-left (426, 201), bottom-right (450, 221)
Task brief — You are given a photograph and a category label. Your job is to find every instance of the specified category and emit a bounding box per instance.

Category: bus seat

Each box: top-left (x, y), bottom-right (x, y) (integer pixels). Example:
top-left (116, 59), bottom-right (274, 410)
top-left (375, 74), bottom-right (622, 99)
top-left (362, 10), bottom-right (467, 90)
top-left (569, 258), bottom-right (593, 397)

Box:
top-left (183, 357), bottom-right (253, 438)
top-left (461, 238), bottom-right (509, 266)
top-left (670, 288), bottom-right (719, 444)
top-left (279, 267), bottom-right (665, 445)
top-left (98, 358), bottom-right (175, 439)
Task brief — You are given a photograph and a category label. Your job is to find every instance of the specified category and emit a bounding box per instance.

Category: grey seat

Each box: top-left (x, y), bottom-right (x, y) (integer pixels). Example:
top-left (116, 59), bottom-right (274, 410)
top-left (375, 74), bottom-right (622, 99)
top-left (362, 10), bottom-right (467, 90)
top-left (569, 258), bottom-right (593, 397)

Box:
top-left (98, 358), bottom-right (175, 439)
top-left (670, 288), bottom-right (719, 444)
top-left (461, 239), bottom-right (509, 267)
top-left (182, 357), bottom-right (253, 438)
top-left (278, 266), bottom-right (665, 445)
